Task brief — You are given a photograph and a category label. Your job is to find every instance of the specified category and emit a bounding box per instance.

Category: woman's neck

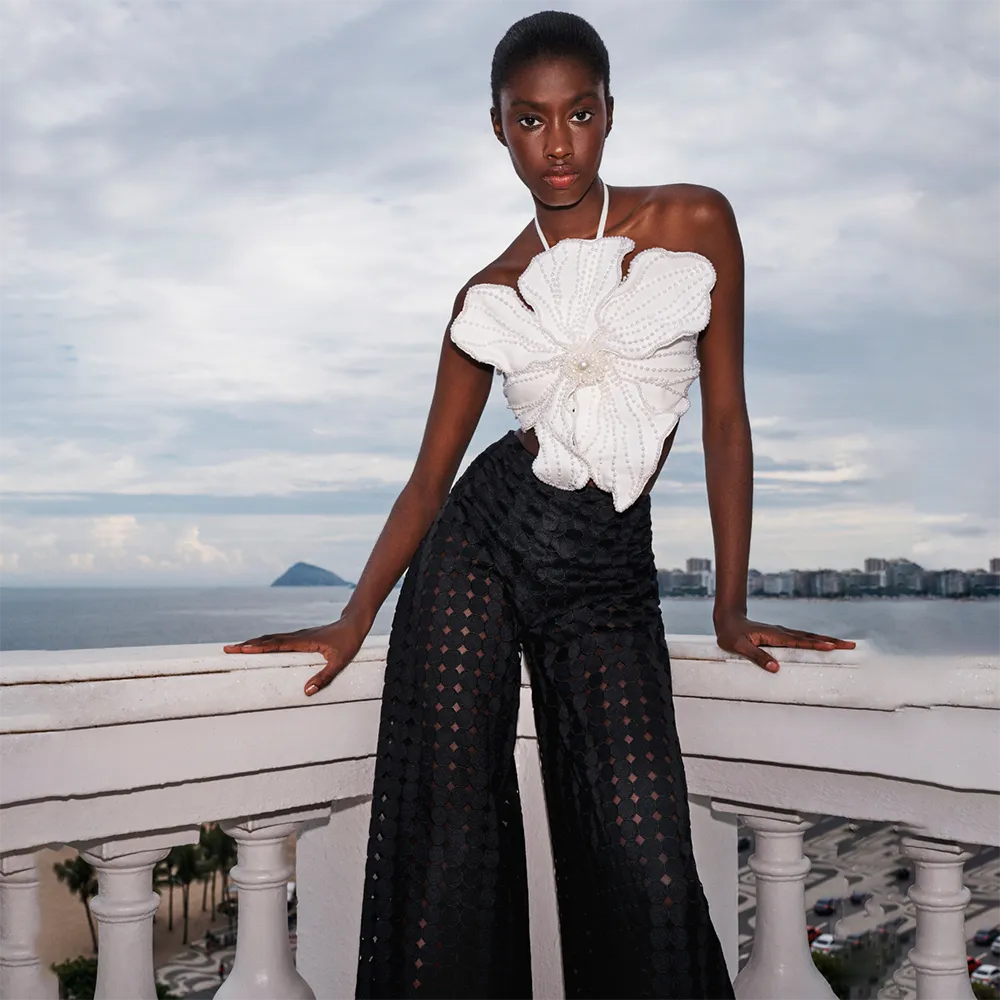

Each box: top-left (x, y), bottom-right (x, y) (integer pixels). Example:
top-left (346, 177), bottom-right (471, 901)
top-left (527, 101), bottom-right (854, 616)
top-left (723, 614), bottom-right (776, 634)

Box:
top-left (534, 177), bottom-right (606, 245)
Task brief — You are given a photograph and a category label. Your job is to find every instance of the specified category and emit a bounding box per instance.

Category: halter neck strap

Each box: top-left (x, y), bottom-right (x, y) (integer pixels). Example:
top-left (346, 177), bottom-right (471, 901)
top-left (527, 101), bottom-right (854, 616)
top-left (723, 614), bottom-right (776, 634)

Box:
top-left (534, 179), bottom-right (609, 252)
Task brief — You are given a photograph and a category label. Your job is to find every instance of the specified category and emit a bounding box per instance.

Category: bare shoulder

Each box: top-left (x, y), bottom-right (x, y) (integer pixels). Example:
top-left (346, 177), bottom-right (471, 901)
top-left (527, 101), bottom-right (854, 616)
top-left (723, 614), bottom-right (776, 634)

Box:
top-left (616, 184), bottom-right (740, 263)
top-left (650, 182), bottom-right (732, 212)
top-left (648, 183), bottom-right (736, 238)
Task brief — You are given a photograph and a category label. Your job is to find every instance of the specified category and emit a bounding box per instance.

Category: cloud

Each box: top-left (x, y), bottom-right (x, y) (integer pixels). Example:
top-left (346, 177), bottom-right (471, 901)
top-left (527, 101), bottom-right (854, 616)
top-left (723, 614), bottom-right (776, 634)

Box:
top-left (1, 0), bottom-right (996, 584)
top-left (90, 514), bottom-right (138, 552)
top-left (175, 525), bottom-right (236, 566)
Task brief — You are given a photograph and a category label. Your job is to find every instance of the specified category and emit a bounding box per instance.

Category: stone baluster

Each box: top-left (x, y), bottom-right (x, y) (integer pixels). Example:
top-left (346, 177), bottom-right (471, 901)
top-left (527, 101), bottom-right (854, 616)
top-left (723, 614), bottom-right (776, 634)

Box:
top-left (79, 830), bottom-right (200, 1000)
top-left (892, 835), bottom-right (974, 1000)
top-left (728, 806), bottom-right (835, 1000)
top-left (0, 853), bottom-right (55, 999)
top-left (216, 808), bottom-right (327, 1000)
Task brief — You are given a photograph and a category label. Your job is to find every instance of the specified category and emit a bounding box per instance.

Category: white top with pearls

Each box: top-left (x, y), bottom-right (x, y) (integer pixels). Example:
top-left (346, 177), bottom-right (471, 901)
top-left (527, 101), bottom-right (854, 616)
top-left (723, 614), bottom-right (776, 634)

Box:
top-left (450, 184), bottom-right (717, 512)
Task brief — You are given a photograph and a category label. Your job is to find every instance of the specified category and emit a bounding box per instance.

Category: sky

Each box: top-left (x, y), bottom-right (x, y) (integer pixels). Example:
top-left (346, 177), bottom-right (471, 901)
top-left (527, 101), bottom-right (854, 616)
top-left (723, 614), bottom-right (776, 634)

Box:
top-left (1, 0), bottom-right (997, 586)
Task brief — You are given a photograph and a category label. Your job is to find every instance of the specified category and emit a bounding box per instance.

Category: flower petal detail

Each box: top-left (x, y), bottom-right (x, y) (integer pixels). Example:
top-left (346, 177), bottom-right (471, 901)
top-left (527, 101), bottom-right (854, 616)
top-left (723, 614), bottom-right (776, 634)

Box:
top-left (450, 284), bottom-right (562, 372)
top-left (532, 399), bottom-right (590, 493)
top-left (615, 340), bottom-right (701, 412)
top-left (597, 250), bottom-right (716, 360)
top-left (503, 362), bottom-right (562, 430)
top-left (586, 378), bottom-right (681, 512)
top-left (518, 237), bottom-right (634, 343)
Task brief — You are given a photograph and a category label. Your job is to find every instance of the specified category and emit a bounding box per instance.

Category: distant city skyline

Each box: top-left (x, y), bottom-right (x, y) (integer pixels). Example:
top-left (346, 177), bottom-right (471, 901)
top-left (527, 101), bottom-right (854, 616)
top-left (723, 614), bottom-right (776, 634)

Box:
top-left (657, 556), bottom-right (1000, 573)
top-left (656, 557), bottom-right (1000, 599)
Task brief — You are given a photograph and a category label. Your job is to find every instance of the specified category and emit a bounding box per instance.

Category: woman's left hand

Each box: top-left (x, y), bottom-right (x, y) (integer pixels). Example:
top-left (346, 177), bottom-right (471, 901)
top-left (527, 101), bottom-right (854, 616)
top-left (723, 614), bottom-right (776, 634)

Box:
top-left (714, 611), bottom-right (856, 673)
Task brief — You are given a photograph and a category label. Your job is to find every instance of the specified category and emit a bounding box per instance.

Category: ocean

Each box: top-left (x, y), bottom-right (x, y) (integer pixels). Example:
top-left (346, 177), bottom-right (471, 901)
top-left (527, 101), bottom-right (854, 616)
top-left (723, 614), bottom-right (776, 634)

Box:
top-left (1, 587), bottom-right (997, 656)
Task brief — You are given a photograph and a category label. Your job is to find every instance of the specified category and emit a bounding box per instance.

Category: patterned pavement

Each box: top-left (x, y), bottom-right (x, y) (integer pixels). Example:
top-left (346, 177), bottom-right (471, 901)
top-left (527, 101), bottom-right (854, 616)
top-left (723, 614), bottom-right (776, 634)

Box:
top-left (155, 936), bottom-right (235, 999)
top-left (156, 931), bottom-right (300, 998)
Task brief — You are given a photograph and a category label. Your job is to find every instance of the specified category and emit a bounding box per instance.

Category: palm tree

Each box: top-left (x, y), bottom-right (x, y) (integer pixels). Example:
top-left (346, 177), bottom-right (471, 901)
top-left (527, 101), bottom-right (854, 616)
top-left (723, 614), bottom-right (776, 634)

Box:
top-left (200, 827), bottom-right (212, 913)
top-left (201, 825), bottom-right (237, 923)
top-left (169, 845), bottom-right (208, 946)
top-left (198, 824), bottom-right (225, 916)
top-left (53, 855), bottom-right (99, 953)
top-left (154, 856), bottom-right (176, 931)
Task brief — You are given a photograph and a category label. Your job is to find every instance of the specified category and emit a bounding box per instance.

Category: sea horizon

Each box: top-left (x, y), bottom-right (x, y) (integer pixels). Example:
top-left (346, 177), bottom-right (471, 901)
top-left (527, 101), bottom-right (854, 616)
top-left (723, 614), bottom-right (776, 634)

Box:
top-left (2, 585), bottom-right (997, 656)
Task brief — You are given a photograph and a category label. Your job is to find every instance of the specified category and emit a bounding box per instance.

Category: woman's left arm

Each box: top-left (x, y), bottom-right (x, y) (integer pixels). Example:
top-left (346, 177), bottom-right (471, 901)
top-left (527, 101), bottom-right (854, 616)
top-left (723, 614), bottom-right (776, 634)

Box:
top-left (692, 188), bottom-right (855, 672)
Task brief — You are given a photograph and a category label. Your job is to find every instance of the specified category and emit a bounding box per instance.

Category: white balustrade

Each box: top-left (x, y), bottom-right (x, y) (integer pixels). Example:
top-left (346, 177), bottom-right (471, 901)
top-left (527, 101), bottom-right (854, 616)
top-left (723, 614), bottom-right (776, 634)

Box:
top-left (216, 810), bottom-right (324, 1000)
top-left (0, 638), bottom-right (996, 1000)
top-left (0, 853), bottom-right (54, 1000)
top-left (80, 830), bottom-right (199, 1000)
top-left (728, 807), bottom-right (835, 1000)
top-left (891, 835), bottom-right (975, 1000)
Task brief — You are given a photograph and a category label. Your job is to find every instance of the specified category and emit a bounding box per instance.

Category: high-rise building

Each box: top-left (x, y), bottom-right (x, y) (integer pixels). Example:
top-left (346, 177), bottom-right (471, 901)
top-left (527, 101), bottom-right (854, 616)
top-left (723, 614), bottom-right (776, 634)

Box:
top-left (864, 558), bottom-right (888, 573)
top-left (682, 558), bottom-right (714, 597)
top-left (658, 567), bottom-right (714, 597)
top-left (885, 558), bottom-right (924, 594)
top-left (991, 558), bottom-right (1000, 574)
top-left (970, 569), bottom-right (1000, 596)
top-left (762, 572), bottom-right (795, 597)
top-left (815, 570), bottom-right (844, 598)
top-left (842, 570), bottom-right (882, 596)
top-left (937, 570), bottom-right (969, 598)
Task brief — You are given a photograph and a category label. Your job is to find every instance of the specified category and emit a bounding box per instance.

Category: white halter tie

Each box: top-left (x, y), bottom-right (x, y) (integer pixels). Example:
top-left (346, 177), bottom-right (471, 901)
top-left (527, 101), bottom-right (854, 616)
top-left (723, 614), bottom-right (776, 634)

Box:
top-left (534, 179), bottom-right (609, 252)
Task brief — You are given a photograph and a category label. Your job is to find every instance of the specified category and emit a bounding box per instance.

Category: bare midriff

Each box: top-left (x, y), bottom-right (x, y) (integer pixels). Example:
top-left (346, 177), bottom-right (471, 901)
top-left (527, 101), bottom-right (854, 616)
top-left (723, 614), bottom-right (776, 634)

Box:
top-left (514, 427), bottom-right (676, 497)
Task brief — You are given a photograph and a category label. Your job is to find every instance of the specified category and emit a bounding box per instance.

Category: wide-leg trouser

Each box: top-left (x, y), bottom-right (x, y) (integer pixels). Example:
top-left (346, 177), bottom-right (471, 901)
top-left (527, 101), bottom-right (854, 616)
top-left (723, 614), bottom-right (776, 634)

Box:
top-left (355, 432), bottom-right (734, 1000)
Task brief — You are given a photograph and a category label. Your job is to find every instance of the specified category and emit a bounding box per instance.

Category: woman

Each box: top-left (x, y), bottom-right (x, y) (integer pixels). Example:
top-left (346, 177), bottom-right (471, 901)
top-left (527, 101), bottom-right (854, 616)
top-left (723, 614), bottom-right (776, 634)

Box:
top-left (226, 11), bottom-right (854, 999)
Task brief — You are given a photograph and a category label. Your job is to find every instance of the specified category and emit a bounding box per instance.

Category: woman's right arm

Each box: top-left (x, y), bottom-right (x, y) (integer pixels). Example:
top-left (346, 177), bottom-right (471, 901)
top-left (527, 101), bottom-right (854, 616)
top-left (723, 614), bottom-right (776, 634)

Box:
top-left (223, 288), bottom-right (494, 695)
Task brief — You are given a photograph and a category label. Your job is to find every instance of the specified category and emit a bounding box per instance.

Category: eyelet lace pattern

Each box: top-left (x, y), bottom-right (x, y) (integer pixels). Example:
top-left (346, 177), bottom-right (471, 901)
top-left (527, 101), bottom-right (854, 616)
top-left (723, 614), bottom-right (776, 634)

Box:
top-left (450, 238), bottom-right (716, 512)
top-left (355, 433), bottom-right (735, 999)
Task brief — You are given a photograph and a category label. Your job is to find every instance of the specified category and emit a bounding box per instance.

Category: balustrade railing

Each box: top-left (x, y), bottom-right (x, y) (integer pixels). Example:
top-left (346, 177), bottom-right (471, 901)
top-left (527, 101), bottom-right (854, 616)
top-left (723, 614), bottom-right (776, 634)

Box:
top-left (1, 638), bottom-right (996, 999)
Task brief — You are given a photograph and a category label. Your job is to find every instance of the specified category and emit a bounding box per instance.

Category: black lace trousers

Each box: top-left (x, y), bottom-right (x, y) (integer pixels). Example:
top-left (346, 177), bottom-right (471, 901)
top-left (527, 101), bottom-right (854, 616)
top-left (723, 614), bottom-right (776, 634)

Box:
top-left (356, 432), bottom-right (734, 1000)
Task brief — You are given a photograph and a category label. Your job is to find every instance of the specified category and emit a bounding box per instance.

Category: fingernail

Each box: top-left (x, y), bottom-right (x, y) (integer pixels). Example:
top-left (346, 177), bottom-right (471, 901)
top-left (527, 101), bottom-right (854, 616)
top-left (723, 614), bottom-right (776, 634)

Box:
top-left (305, 684), bottom-right (317, 696)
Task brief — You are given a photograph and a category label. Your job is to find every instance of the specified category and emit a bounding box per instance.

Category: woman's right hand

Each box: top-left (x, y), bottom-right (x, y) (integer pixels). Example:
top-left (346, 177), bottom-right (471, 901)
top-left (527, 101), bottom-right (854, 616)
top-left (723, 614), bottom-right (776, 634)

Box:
top-left (222, 615), bottom-right (367, 696)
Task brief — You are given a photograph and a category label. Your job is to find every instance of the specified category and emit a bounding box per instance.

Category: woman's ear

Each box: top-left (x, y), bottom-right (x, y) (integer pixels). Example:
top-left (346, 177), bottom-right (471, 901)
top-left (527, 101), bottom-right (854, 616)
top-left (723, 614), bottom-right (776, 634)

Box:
top-left (605, 95), bottom-right (614, 137)
top-left (490, 107), bottom-right (508, 147)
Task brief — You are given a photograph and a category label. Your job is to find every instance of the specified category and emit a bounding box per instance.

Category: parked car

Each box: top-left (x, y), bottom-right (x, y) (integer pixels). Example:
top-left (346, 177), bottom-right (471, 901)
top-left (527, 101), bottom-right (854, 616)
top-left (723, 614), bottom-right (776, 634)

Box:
top-left (891, 866), bottom-right (910, 881)
top-left (806, 925), bottom-right (822, 944)
top-left (974, 926), bottom-right (1000, 946)
top-left (971, 965), bottom-right (1000, 989)
top-left (992, 937), bottom-right (1000, 957)
top-left (813, 897), bottom-right (839, 916)
top-left (849, 889), bottom-right (873, 905)
top-left (811, 933), bottom-right (843, 955)
top-left (969, 955), bottom-right (982, 974)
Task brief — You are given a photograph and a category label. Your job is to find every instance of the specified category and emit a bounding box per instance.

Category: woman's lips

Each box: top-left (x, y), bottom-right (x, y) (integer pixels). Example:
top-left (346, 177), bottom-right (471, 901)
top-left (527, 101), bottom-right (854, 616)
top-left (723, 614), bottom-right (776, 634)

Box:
top-left (543, 172), bottom-right (579, 189)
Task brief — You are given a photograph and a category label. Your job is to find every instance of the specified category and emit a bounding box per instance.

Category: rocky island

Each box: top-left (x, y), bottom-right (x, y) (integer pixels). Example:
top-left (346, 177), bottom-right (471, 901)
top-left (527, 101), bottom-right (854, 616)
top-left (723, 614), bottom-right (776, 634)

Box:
top-left (271, 562), bottom-right (354, 587)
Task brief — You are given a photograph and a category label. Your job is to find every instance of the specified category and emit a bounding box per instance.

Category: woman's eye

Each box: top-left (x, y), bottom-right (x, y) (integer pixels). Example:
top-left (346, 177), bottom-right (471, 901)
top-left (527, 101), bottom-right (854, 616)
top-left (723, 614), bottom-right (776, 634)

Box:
top-left (517, 115), bottom-right (541, 129)
top-left (571, 110), bottom-right (594, 122)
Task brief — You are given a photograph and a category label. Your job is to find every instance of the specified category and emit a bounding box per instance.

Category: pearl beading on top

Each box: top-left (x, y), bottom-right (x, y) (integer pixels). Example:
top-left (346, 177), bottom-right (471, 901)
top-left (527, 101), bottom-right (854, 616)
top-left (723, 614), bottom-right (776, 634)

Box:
top-left (450, 216), bottom-right (716, 512)
top-left (561, 332), bottom-right (611, 387)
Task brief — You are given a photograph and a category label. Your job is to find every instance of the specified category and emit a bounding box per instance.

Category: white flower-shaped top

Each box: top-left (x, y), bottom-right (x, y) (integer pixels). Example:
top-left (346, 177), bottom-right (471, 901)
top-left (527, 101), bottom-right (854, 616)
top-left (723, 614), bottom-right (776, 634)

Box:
top-left (450, 235), bottom-right (717, 512)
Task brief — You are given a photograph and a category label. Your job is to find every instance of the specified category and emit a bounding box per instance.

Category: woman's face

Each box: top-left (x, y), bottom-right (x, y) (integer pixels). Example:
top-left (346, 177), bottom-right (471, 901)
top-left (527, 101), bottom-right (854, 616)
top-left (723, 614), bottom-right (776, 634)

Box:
top-left (492, 55), bottom-right (612, 208)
